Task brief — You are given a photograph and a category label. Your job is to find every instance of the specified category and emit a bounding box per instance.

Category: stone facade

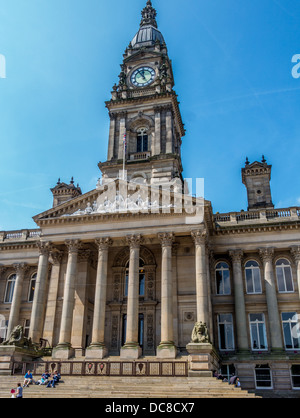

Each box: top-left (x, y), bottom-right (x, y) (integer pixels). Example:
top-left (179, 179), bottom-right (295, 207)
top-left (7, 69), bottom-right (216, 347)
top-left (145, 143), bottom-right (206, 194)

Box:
top-left (0, 1), bottom-right (300, 393)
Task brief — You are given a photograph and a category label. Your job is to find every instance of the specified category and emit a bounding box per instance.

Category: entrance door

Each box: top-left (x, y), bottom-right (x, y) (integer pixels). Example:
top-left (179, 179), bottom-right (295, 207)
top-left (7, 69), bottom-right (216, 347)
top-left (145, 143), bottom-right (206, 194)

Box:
top-left (122, 314), bottom-right (144, 352)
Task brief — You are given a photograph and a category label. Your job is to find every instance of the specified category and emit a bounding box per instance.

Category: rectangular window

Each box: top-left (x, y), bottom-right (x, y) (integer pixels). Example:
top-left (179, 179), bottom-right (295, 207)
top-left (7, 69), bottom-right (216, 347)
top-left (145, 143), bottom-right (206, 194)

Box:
top-left (255, 365), bottom-right (273, 389)
top-left (291, 365), bottom-right (300, 389)
top-left (249, 313), bottom-right (268, 350)
top-left (218, 314), bottom-right (234, 350)
top-left (282, 312), bottom-right (300, 350)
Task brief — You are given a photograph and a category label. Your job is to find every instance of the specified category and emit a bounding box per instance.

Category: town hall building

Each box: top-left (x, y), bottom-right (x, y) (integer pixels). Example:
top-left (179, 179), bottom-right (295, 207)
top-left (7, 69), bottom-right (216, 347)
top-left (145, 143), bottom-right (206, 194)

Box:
top-left (1, 1), bottom-right (300, 392)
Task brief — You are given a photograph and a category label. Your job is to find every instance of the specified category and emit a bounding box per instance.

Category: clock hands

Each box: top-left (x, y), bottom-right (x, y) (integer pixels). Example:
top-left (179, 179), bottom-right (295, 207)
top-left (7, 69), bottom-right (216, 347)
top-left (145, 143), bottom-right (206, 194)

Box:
top-left (137, 69), bottom-right (146, 80)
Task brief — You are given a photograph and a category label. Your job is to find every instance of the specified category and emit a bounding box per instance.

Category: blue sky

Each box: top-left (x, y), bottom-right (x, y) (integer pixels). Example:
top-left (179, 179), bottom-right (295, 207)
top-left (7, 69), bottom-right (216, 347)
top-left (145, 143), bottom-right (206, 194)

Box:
top-left (0, 0), bottom-right (300, 231)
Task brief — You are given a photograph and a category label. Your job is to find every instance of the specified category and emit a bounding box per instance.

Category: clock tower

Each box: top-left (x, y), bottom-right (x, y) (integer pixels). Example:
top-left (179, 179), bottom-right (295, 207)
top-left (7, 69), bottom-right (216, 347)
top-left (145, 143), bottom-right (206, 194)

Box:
top-left (98, 0), bottom-right (185, 191)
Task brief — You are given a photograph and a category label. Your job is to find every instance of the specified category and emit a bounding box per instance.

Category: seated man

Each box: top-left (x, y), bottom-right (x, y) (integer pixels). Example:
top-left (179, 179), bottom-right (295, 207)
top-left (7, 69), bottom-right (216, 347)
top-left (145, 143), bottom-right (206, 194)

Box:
top-left (23, 370), bottom-right (33, 387)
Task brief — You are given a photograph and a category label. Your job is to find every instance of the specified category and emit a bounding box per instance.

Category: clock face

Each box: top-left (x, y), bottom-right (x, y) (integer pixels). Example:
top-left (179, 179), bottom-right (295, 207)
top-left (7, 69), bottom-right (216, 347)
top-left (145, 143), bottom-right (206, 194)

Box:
top-left (131, 66), bottom-right (156, 87)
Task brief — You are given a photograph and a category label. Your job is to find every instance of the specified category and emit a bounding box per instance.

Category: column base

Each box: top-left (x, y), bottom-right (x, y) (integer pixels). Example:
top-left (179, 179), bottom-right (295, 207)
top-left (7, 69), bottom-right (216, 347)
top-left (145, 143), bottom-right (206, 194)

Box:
top-left (52, 343), bottom-right (74, 360)
top-left (186, 342), bottom-right (220, 377)
top-left (120, 343), bottom-right (142, 360)
top-left (85, 344), bottom-right (108, 359)
top-left (156, 342), bottom-right (177, 359)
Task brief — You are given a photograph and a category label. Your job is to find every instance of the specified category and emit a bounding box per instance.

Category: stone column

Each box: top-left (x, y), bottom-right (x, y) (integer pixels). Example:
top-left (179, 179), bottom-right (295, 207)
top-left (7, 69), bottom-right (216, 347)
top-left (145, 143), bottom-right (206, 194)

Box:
top-left (118, 112), bottom-right (127, 160)
top-left (165, 108), bottom-right (173, 154)
top-left (154, 106), bottom-right (161, 155)
top-left (6, 263), bottom-right (28, 338)
top-left (107, 112), bottom-right (116, 160)
top-left (229, 250), bottom-right (249, 352)
top-left (157, 232), bottom-right (176, 358)
top-left (259, 248), bottom-right (283, 351)
top-left (191, 230), bottom-right (209, 327)
top-left (71, 249), bottom-right (92, 356)
top-left (43, 249), bottom-right (63, 347)
top-left (53, 240), bottom-right (81, 359)
top-left (87, 238), bottom-right (112, 359)
top-left (120, 234), bottom-right (143, 359)
top-left (291, 246), bottom-right (300, 301)
top-left (29, 242), bottom-right (52, 343)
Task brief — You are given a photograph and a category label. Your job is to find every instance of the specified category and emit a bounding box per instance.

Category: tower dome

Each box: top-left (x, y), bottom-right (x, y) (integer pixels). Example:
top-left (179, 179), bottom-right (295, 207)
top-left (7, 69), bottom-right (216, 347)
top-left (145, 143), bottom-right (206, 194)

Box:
top-left (131, 25), bottom-right (165, 48)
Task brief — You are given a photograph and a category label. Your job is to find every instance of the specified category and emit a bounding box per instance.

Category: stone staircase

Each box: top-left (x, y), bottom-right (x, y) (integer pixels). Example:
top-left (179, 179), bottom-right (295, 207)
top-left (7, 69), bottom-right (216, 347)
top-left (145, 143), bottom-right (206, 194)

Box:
top-left (0, 375), bottom-right (259, 398)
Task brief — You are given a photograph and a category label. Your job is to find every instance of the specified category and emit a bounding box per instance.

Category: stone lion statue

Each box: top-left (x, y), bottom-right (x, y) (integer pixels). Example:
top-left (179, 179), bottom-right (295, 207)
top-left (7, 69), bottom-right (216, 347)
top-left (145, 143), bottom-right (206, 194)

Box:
top-left (191, 321), bottom-right (210, 343)
top-left (1, 325), bottom-right (33, 348)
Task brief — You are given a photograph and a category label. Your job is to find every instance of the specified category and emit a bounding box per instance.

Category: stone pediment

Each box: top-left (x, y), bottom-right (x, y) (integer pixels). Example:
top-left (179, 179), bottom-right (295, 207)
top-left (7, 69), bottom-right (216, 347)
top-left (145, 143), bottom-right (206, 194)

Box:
top-left (33, 178), bottom-right (205, 227)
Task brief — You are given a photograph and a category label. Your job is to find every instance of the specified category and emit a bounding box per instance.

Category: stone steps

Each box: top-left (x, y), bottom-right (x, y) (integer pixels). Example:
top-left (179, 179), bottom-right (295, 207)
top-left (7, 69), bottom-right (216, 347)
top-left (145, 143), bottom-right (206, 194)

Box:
top-left (0, 376), bottom-right (259, 398)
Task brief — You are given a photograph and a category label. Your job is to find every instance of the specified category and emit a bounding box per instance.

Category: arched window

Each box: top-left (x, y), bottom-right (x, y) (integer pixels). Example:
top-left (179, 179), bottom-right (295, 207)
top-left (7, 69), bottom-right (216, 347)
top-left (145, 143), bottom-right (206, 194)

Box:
top-left (28, 273), bottom-right (37, 302)
top-left (124, 258), bottom-right (145, 297)
top-left (215, 262), bottom-right (231, 295)
top-left (276, 258), bottom-right (294, 293)
top-left (245, 260), bottom-right (262, 294)
top-left (4, 274), bottom-right (16, 303)
top-left (137, 128), bottom-right (148, 153)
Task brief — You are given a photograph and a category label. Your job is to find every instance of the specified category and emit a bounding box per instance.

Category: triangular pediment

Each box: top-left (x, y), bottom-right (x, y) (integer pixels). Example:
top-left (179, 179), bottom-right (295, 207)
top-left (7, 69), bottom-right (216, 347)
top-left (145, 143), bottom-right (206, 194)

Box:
top-left (33, 178), bottom-right (205, 227)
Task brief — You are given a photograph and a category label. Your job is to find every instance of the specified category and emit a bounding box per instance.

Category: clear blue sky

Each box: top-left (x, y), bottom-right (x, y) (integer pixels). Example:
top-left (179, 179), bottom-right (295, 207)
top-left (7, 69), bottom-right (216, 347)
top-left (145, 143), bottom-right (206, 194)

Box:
top-left (0, 0), bottom-right (300, 231)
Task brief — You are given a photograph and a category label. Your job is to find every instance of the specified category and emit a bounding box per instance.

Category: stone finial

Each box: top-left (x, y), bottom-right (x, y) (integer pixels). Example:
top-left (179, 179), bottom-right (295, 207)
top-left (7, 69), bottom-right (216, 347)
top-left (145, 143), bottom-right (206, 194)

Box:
top-left (140, 0), bottom-right (158, 28)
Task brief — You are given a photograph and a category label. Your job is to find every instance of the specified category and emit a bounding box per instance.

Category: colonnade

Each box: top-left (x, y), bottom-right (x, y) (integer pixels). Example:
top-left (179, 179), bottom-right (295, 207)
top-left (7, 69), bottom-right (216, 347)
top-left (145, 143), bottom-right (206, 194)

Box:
top-left (4, 233), bottom-right (300, 358)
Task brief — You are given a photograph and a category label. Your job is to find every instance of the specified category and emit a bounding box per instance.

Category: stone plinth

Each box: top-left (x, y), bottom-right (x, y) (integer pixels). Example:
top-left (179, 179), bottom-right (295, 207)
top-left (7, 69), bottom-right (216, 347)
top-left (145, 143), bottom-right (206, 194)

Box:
top-left (85, 344), bottom-right (108, 360)
top-left (186, 343), bottom-right (220, 377)
top-left (0, 346), bottom-right (39, 375)
top-left (156, 342), bottom-right (177, 359)
top-left (52, 344), bottom-right (75, 360)
top-left (120, 343), bottom-right (142, 360)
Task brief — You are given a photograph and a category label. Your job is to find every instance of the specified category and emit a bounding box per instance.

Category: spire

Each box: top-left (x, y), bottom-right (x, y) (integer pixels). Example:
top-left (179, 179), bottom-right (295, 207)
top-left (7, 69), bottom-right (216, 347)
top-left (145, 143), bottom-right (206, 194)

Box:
top-left (140, 0), bottom-right (158, 28)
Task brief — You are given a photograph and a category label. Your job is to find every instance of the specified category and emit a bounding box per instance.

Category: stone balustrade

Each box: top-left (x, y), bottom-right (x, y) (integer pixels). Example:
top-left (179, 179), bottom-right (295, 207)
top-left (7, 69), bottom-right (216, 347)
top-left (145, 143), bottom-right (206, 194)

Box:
top-left (0, 229), bottom-right (41, 242)
top-left (214, 207), bottom-right (300, 226)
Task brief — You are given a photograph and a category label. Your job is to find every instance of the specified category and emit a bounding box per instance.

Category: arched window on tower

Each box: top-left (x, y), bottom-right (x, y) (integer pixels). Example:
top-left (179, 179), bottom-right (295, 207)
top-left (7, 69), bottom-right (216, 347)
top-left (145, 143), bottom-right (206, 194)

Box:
top-left (137, 128), bottom-right (148, 153)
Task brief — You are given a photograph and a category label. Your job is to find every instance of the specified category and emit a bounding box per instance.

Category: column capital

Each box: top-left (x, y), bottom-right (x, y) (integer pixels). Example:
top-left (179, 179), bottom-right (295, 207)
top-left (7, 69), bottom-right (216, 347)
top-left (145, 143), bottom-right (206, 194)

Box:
top-left (49, 249), bottom-right (63, 266)
top-left (78, 249), bottom-right (93, 263)
top-left (229, 249), bottom-right (244, 263)
top-left (95, 237), bottom-right (113, 251)
top-left (0, 265), bottom-right (7, 277)
top-left (158, 232), bottom-right (175, 248)
top-left (65, 239), bottom-right (82, 254)
top-left (259, 247), bottom-right (274, 263)
top-left (37, 241), bottom-right (52, 256)
top-left (191, 229), bottom-right (207, 246)
top-left (126, 234), bottom-right (143, 249)
top-left (290, 246), bottom-right (300, 262)
top-left (12, 262), bottom-right (29, 275)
